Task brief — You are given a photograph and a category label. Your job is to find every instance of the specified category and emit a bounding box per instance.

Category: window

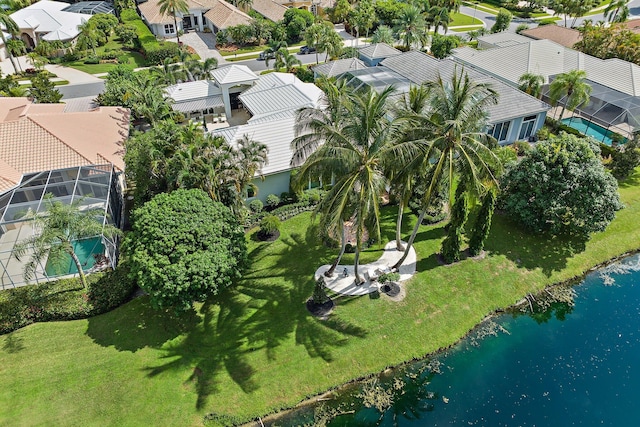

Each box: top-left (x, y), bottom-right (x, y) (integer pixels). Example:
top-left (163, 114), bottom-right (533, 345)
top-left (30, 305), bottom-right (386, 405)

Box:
top-left (489, 121), bottom-right (510, 143)
top-left (518, 115), bottom-right (537, 140)
top-left (164, 24), bottom-right (175, 35)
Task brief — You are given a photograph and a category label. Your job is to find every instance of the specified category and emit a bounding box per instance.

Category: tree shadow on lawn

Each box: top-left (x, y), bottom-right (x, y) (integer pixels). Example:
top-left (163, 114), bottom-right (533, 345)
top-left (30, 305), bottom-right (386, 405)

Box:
top-left (618, 169), bottom-right (640, 189)
top-left (1, 333), bottom-right (25, 353)
top-left (484, 214), bottom-right (588, 277)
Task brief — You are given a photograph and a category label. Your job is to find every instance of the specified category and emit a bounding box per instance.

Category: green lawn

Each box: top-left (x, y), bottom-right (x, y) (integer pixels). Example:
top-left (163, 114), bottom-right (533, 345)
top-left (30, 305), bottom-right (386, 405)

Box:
top-left (219, 43), bottom-right (304, 57)
top-left (450, 12), bottom-right (484, 27)
top-left (62, 36), bottom-right (147, 74)
top-left (3, 171), bottom-right (640, 425)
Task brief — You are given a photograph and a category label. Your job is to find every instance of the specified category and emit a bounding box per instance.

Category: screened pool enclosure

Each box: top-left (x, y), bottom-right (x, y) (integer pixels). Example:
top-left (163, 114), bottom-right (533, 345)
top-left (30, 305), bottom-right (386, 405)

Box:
top-left (542, 78), bottom-right (640, 139)
top-left (0, 165), bottom-right (123, 289)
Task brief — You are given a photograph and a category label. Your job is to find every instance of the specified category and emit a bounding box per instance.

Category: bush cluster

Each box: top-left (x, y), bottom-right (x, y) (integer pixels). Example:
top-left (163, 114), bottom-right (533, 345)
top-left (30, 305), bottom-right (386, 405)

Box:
top-left (244, 190), bottom-right (325, 229)
top-left (0, 267), bottom-right (135, 335)
top-left (120, 8), bottom-right (178, 65)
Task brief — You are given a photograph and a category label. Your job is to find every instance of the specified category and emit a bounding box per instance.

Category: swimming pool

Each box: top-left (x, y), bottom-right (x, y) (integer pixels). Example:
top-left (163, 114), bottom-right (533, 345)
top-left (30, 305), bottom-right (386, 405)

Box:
top-left (45, 236), bottom-right (105, 277)
top-left (561, 117), bottom-right (623, 145)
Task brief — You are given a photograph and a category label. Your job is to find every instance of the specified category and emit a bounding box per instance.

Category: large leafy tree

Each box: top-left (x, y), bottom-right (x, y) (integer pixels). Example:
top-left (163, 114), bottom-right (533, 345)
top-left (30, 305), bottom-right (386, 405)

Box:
top-left (548, 69), bottom-right (591, 120)
top-left (13, 196), bottom-right (121, 289)
top-left (550, 0), bottom-right (595, 27)
top-left (393, 67), bottom-right (500, 270)
top-left (0, 11), bottom-right (20, 73)
top-left (490, 8), bottom-right (512, 33)
top-left (158, 0), bottom-right (189, 44)
top-left (500, 133), bottom-right (623, 236)
top-left (124, 189), bottom-right (247, 313)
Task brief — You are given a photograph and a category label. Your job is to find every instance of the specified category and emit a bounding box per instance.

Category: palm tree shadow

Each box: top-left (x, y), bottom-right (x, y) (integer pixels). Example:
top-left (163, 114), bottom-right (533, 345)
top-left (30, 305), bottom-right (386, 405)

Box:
top-left (2, 333), bottom-right (24, 353)
top-left (484, 214), bottom-right (588, 277)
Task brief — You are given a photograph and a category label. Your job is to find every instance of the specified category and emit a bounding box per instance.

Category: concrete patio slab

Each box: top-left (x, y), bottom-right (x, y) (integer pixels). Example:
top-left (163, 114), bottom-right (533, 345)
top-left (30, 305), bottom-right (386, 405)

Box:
top-left (315, 240), bottom-right (417, 296)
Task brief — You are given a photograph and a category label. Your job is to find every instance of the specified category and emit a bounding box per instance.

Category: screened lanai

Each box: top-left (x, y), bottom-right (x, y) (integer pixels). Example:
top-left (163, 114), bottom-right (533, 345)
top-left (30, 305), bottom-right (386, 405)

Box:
top-left (542, 78), bottom-right (640, 139)
top-left (0, 165), bottom-right (123, 290)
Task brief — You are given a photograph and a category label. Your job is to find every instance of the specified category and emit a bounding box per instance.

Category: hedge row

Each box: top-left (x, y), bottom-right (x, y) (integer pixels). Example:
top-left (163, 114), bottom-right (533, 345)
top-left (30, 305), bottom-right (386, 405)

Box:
top-left (245, 200), bottom-right (317, 230)
top-left (120, 8), bottom-right (179, 65)
top-left (0, 266), bottom-right (136, 335)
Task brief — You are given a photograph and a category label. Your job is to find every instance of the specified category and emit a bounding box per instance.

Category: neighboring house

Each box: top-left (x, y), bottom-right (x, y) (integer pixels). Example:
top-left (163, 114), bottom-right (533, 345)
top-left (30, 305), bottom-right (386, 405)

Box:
top-left (0, 98), bottom-right (130, 289)
top-left (336, 50), bottom-right (550, 145)
top-left (138, 0), bottom-right (252, 37)
top-left (8, 0), bottom-right (91, 49)
top-left (476, 32), bottom-right (532, 49)
top-left (619, 18), bottom-right (640, 34)
top-left (358, 43), bottom-right (401, 66)
top-left (251, 0), bottom-right (288, 22)
top-left (520, 25), bottom-right (582, 48)
top-left (211, 71), bottom-right (324, 201)
top-left (275, 0), bottom-right (333, 16)
top-left (312, 57), bottom-right (366, 78)
top-left (452, 39), bottom-right (640, 137)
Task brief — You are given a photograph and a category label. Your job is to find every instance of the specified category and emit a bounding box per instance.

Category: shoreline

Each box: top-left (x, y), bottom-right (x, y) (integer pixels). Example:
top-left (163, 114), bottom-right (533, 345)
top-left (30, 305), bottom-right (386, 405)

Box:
top-left (242, 248), bottom-right (640, 427)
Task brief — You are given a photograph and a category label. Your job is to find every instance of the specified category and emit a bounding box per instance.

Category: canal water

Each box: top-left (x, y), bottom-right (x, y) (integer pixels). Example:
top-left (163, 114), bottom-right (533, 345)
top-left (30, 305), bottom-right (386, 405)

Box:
top-left (270, 255), bottom-right (640, 426)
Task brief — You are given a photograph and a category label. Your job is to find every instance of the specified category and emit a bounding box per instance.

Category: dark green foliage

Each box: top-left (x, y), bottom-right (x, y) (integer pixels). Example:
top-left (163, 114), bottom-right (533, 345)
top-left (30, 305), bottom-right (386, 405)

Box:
top-left (468, 190), bottom-right (496, 256)
top-left (119, 7), bottom-right (170, 63)
top-left (249, 199), bottom-right (263, 213)
top-left (283, 8), bottom-right (314, 42)
top-left (0, 268), bottom-right (135, 335)
top-left (430, 34), bottom-right (461, 59)
top-left (610, 135), bottom-right (640, 180)
top-left (259, 215), bottom-right (280, 238)
top-left (441, 184), bottom-right (469, 264)
top-left (378, 272), bottom-right (400, 283)
top-left (408, 176), bottom-right (447, 224)
top-left (491, 8), bottom-right (513, 33)
top-left (312, 277), bottom-right (330, 305)
top-left (145, 42), bottom-right (181, 65)
top-left (374, 0), bottom-right (406, 25)
top-left (513, 140), bottom-right (532, 156)
top-left (124, 189), bottom-right (247, 313)
top-left (115, 24), bottom-right (138, 47)
top-left (265, 194), bottom-right (280, 209)
top-left (291, 65), bottom-right (314, 83)
top-left (29, 71), bottom-right (62, 103)
top-left (84, 56), bottom-right (100, 64)
top-left (500, 133), bottom-right (623, 236)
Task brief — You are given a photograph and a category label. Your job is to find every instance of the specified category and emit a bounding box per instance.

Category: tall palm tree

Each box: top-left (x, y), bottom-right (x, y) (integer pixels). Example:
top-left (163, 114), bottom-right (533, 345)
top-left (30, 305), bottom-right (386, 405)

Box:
top-left (518, 72), bottom-right (545, 98)
top-left (224, 135), bottom-right (269, 215)
top-left (372, 25), bottom-right (395, 45)
top-left (5, 38), bottom-right (25, 72)
top-left (267, 47), bottom-right (300, 71)
top-left (0, 11), bottom-right (20, 74)
top-left (76, 21), bottom-right (100, 55)
top-left (158, 0), bottom-right (189, 45)
top-left (392, 67), bottom-right (500, 270)
top-left (548, 69), bottom-right (592, 120)
top-left (394, 5), bottom-right (428, 50)
top-left (428, 5), bottom-right (451, 35)
top-left (152, 57), bottom-right (184, 85)
top-left (13, 196), bottom-right (121, 289)
top-left (604, 0), bottom-right (630, 23)
top-left (294, 85), bottom-right (420, 284)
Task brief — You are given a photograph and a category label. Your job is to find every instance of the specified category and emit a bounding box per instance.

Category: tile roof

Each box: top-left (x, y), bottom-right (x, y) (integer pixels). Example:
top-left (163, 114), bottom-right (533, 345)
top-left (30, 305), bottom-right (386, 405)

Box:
top-left (0, 99), bottom-right (129, 192)
top-left (312, 58), bottom-right (367, 77)
top-left (203, 0), bottom-right (253, 29)
top-left (137, 0), bottom-right (173, 24)
top-left (358, 43), bottom-right (402, 60)
top-left (618, 18), bottom-right (640, 33)
top-left (251, 0), bottom-right (287, 22)
top-left (477, 32), bottom-right (532, 48)
top-left (452, 39), bottom-right (640, 96)
top-left (520, 25), bottom-right (582, 48)
top-left (210, 64), bottom-right (258, 85)
top-left (381, 51), bottom-right (549, 124)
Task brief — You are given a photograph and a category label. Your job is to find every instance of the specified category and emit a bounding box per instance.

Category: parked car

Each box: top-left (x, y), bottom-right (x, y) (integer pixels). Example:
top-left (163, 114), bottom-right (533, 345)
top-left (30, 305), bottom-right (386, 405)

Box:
top-left (258, 51), bottom-right (276, 61)
top-left (298, 45), bottom-right (317, 55)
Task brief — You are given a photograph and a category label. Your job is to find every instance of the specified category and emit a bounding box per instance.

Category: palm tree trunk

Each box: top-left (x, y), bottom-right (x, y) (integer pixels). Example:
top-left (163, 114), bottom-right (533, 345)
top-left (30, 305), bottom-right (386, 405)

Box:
top-left (325, 225), bottom-right (346, 277)
top-left (174, 15), bottom-right (181, 45)
top-left (396, 203), bottom-right (405, 251)
top-left (69, 250), bottom-right (89, 289)
top-left (391, 207), bottom-right (427, 270)
top-left (353, 224), bottom-right (363, 285)
top-left (1, 33), bottom-right (18, 74)
top-left (315, 50), bottom-right (319, 65)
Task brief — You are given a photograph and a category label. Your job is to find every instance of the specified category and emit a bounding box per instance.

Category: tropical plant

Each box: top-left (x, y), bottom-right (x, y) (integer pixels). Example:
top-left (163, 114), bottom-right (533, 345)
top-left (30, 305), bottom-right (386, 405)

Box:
top-left (468, 188), bottom-right (496, 256)
top-left (76, 21), bottom-right (100, 55)
top-left (371, 25), bottom-right (395, 45)
top-left (394, 5), bottom-right (428, 50)
top-left (518, 72), bottom-right (545, 98)
top-left (392, 67), bottom-right (500, 270)
top-left (548, 69), bottom-right (591, 120)
top-left (350, 0), bottom-right (376, 38)
top-left (29, 71), bottom-right (62, 103)
top-left (604, 0), bottom-right (630, 23)
top-left (235, 0), bottom-right (253, 12)
top-left (430, 34), bottom-right (461, 59)
top-left (0, 11), bottom-right (20, 73)
top-left (5, 38), bottom-right (25, 72)
top-left (491, 8), bottom-right (512, 33)
top-left (158, 0), bottom-right (189, 44)
top-left (13, 196), bottom-right (121, 289)
top-left (427, 5), bottom-right (451, 35)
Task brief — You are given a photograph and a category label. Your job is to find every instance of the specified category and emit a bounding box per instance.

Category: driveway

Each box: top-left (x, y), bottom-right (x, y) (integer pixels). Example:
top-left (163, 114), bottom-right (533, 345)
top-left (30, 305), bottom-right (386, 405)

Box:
top-left (169, 32), bottom-right (227, 64)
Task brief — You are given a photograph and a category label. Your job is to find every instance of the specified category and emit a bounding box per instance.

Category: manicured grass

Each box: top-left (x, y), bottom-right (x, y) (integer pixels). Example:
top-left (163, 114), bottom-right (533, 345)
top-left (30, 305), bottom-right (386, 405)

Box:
top-left (450, 12), bottom-right (484, 27)
top-left (3, 170), bottom-right (640, 425)
top-left (219, 43), bottom-right (304, 57)
top-left (62, 36), bottom-right (146, 74)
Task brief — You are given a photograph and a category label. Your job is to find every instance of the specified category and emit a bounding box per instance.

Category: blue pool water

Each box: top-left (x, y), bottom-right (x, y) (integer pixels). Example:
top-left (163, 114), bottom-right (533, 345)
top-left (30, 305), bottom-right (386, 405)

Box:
top-left (45, 237), bottom-right (105, 276)
top-left (272, 255), bottom-right (640, 426)
top-left (561, 117), bottom-right (622, 145)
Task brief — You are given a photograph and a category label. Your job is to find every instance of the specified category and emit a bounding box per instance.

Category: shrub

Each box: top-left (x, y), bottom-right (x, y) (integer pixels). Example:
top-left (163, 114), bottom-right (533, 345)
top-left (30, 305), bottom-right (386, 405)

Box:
top-left (536, 127), bottom-right (551, 141)
top-left (145, 42), bottom-right (180, 65)
top-left (306, 189), bottom-right (322, 203)
top-left (513, 140), bottom-right (532, 156)
top-left (249, 199), bottom-right (263, 213)
top-left (537, 19), bottom-right (558, 26)
top-left (345, 243), bottom-right (355, 253)
top-left (259, 215), bottom-right (280, 238)
top-left (515, 23), bottom-right (530, 34)
top-left (296, 191), bottom-right (311, 205)
top-left (265, 194), bottom-right (280, 209)
top-left (83, 56), bottom-right (100, 64)
top-left (378, 272), bottom-right (400, 283)
top-left (280, 192), bottom-right (293, 204)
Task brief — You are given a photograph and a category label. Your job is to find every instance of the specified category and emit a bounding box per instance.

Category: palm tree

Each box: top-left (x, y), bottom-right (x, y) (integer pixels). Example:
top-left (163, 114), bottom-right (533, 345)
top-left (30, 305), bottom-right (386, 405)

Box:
top-left (263, 39), bottom-right (288, 69)
top-left (76, 21), bottom-right (100, 55)
top-left (235, 0), bottom-right (252, 12)
top-left (518, 72), bottom-right (545, 98)
top-left (428, 5), bottom-right (451, 35)
top-left (394, 5), bottom-right (428, 50)
top-left (158, 0), bottom-right (189, 45)
top-left (224, 135), bottom-right (269, 215)
top-left (604, 0), bottom-right (629, 23)
top-left (152, 57), bottom-right (184, 85)
top-left (13, 196), bottom-right (121, 289)
top-left (0, 11), bottom-right (20, 74)
top-left (392, 67), bottom-right (500, 270)
top-left (293, 85), bottom-right (420, 284)
top-left (548, 69), bottom-right (592, 120)
top-left (372, 25), bottom-right (395, 45)
top-left (5, 38), bottom-right (25, 72)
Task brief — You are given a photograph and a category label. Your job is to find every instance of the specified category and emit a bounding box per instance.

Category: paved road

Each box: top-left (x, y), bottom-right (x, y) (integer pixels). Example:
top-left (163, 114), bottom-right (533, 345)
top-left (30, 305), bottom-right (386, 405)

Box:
top-left (58, 81), bottom-right (105, 100)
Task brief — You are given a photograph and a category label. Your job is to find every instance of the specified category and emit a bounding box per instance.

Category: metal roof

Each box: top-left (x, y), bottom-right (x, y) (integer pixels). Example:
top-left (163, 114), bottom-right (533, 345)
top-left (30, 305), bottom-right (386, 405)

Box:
top-left (313, 58), bottom-right (367, 78)
top-left (210, 64), bottom-right (258, 85)
top-left (342, 66), bottom-right (412, 94)
top-left (62, 1), bottom-right (115, 15)
top-left (165, 80), bottom-right (222, 103)
top-left (172, 96), bottom-right (225, 113)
